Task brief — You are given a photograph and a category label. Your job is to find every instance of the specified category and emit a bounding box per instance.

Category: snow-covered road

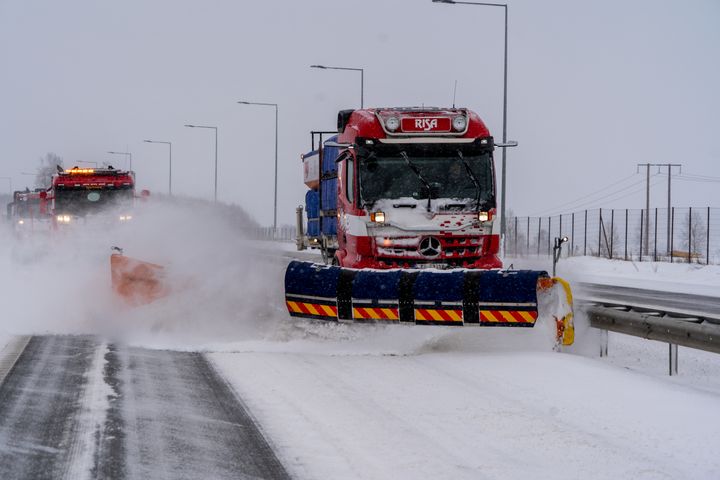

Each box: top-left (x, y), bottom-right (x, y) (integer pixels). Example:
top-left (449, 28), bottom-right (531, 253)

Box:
top-left (212, 337), bottom-right (720, 480)
top-left (0, 335), bottom-right (290, 480)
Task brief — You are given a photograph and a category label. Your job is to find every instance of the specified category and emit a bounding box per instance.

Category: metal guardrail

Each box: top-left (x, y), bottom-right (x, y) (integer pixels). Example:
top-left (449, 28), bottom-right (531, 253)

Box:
top-left (578, 294), bottom-right (720, 326)
top-left (584, 305), bottom-right (720, 355)
top-left (581, 304), bottom-right (720, 375)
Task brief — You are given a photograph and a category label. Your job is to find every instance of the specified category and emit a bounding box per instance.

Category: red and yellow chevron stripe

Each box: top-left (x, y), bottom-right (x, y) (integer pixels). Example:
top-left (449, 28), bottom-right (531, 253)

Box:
top-left (286, 301), bottom-right (337, 318)
top-left (353, 307), bottom-right (399, 321)
top-left (414, 309), bottom-right (463, 323)
top-left (480, 310), bottom-right (537, 324)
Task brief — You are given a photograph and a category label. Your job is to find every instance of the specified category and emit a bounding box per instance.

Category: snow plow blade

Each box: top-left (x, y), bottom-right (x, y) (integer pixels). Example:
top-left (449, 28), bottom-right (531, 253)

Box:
top-left (110, 252), bottom-right (168, 305)
top-left (284, 261), bottom-right (574, 346)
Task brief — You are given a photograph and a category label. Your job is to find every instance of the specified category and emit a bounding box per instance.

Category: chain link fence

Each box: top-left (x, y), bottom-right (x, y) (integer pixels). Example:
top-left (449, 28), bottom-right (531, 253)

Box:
top-left (247, 226), bottom-right (297, 242)
top-left (509, 207), bottom-right (719, 265)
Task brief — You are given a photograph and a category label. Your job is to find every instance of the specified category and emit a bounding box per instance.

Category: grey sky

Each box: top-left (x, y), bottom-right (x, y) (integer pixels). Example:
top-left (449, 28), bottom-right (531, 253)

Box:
top-left (1, 0), bottom-right (718, 226)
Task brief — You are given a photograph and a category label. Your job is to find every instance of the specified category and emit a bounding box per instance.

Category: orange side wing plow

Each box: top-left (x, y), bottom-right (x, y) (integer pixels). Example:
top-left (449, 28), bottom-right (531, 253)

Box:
top-left (110, 252), bottom-right (169, 305)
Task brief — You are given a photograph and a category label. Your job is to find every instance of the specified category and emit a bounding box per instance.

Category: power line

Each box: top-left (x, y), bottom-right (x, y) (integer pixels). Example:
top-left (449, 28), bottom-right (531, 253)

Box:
top-left (527, 173), bottom-right (641, 216)
top-left (538, 177), bottom-right (649, 216)
top-left (678, 172), bottom-right (720, 181)
top-left (529, 177), bottom-right (663, 218)
top-left (675, 175), bottom-right (720, 184)
top-left (546, 176), bottom-right (661, 214)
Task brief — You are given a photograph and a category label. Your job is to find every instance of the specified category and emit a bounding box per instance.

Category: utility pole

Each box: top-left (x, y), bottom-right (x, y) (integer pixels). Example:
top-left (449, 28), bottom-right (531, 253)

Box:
top-left (665, 163), bottom-right (681, 254)
top-left (637, 162), bottom-right (682, 256)
top-left (636, 163), bottom-right (652, 254)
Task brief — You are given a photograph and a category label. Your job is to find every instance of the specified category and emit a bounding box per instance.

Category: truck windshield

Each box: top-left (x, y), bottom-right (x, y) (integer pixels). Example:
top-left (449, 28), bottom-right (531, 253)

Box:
top-left (14, 197), bottom-right (42, 217)
top-left (54, 187), bottom-right (133, 216)
top-left (358, 148), bottom-right (494, 208)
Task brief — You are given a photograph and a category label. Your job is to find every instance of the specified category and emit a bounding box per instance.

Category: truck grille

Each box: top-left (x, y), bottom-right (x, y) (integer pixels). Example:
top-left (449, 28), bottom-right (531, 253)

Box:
top-left (375, 235), bottom-right (485, 265)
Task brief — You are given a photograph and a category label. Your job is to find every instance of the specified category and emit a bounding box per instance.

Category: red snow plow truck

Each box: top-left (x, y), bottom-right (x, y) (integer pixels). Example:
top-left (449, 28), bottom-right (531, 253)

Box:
top-left (286, 107), bottom-right (574, 346)
top-left (50, 166), bottom-right (136, 226)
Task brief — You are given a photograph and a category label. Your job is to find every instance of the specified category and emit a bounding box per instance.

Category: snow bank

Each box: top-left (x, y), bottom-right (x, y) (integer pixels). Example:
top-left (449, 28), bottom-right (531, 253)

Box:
top-left (506, 254), bottom-right (720, 296)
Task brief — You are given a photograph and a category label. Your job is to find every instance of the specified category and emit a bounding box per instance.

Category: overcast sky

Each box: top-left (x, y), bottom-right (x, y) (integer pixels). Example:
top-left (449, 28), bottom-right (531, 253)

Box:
top-left (1, 0), bottom-right (718, 226)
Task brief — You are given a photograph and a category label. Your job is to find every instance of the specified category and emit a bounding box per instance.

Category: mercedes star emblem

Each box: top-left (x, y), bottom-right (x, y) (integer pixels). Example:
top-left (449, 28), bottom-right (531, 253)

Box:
top-left (418, 236), bottom-right (441, 257)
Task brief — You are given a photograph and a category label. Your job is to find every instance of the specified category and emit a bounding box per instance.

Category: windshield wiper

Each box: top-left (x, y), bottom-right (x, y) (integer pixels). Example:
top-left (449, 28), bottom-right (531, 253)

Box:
top-left (400, 151), bottom-right (433, 212)
top-left (457, 150), bottom-right (482, 212)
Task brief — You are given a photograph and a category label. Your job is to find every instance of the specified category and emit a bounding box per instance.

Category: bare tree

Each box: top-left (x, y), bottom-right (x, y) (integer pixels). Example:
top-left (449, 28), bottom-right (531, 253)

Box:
top-left (504, 209), bottom-right (523, 255)
top-left (679, 212), bottom-right (707, 262)
top-left (35, 152), bottom-right (63, 189)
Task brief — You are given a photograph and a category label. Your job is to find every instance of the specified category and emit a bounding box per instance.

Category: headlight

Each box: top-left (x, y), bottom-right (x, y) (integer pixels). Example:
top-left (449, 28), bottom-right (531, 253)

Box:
top-left (370, 211), bottom-right (385, 223)
top-left (385, 117), bottom-right (400, 132)
top-left (57, 215), bottom-right (71, 223)
top-left (452, 115), bottom-right (467, 132)
top-left (17, 219), bottom-right (24, 225)
top-left (119, 214), bottom-right (133, 221)
top-left (478, 211), bottom-right (489, 222)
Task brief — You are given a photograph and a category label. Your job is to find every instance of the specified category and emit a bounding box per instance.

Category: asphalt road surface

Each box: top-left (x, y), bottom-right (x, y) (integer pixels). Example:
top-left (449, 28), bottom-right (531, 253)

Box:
top-left (0, 335), bottom-right (290, 480)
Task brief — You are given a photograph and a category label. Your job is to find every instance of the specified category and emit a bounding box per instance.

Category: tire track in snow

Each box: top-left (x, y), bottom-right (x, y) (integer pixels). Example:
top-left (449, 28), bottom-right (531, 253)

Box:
top-left (100, 345), bottom-right (291, 480)
top-left (0, 335), bottom-right (96, 479)
top-left (62, 342), bottom-right (115, 480)
top-left (0, 336), bottom-right (291, 479)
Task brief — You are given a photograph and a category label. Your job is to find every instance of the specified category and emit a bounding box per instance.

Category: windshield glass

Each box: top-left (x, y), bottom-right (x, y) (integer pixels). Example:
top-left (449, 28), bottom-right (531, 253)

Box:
top-left (358, 147), bottom-right (494, 208)
top-left (14, 197), bottom-right (42, 217)
top-left (54, 187), bottom-right (133, 215)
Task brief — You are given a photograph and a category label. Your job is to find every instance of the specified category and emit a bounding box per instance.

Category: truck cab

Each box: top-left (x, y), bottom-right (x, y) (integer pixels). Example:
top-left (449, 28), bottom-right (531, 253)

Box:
top-left (50, 166), bottom-right (136, 226)
top-left (301, 108), bottom-right (502, 270)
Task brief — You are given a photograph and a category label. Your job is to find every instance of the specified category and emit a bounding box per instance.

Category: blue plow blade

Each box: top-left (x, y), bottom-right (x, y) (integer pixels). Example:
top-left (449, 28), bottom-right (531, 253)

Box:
top-left (284, 260), bottom-right (548, 326)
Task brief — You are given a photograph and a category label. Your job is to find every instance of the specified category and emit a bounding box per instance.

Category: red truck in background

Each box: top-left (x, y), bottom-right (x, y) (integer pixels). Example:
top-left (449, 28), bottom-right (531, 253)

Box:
top-left (6, 188), bottom-right (48, 231)
top-left (50, 166), bottom-right (137, 226)
top-left (298, 107), bottom-right (502, 269)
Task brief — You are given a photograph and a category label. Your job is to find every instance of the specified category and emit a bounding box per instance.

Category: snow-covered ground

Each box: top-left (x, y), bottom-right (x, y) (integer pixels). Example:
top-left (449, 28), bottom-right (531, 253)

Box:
top-left (211, 333), bottom-right (720, 480)
top-left (2, 203), bottom-right (720, 479)
top-left (506, 254), bottom-right (720, 296)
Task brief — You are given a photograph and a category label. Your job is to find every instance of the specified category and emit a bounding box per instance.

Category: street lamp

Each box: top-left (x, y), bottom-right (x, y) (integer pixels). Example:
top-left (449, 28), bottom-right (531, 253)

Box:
top-left (432, 0), bottom-right (511, 245)
top-left (184, 125), bottom-right (218, 202)
top-left (107, 151), bottom-right (133, 170)
top-left (237, 101), bottom-right (279, 232)
top-left (144, 140), bottom-right (173, 195)
top-left (310, 65), bottom-right (364, 108)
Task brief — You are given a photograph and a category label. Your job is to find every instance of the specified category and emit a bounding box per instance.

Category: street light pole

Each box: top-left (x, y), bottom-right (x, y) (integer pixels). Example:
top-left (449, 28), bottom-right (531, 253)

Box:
top-left (107, 151), bottom-right (133, 170)
top-left (184, 125), bottom-right (218, 202)
top-left (432, 0), bottom-right (510, 245)
top-left (237, 101), bottom-right (279, 232)
top-left (310, 65), bottom-right (364, 108)
top-left (144, 140), bottom-right (173, 195)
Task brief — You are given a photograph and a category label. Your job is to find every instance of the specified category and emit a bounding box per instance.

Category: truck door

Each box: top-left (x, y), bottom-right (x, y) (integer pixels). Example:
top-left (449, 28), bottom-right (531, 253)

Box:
top-left (337, 151), bottom-right (355, 253)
